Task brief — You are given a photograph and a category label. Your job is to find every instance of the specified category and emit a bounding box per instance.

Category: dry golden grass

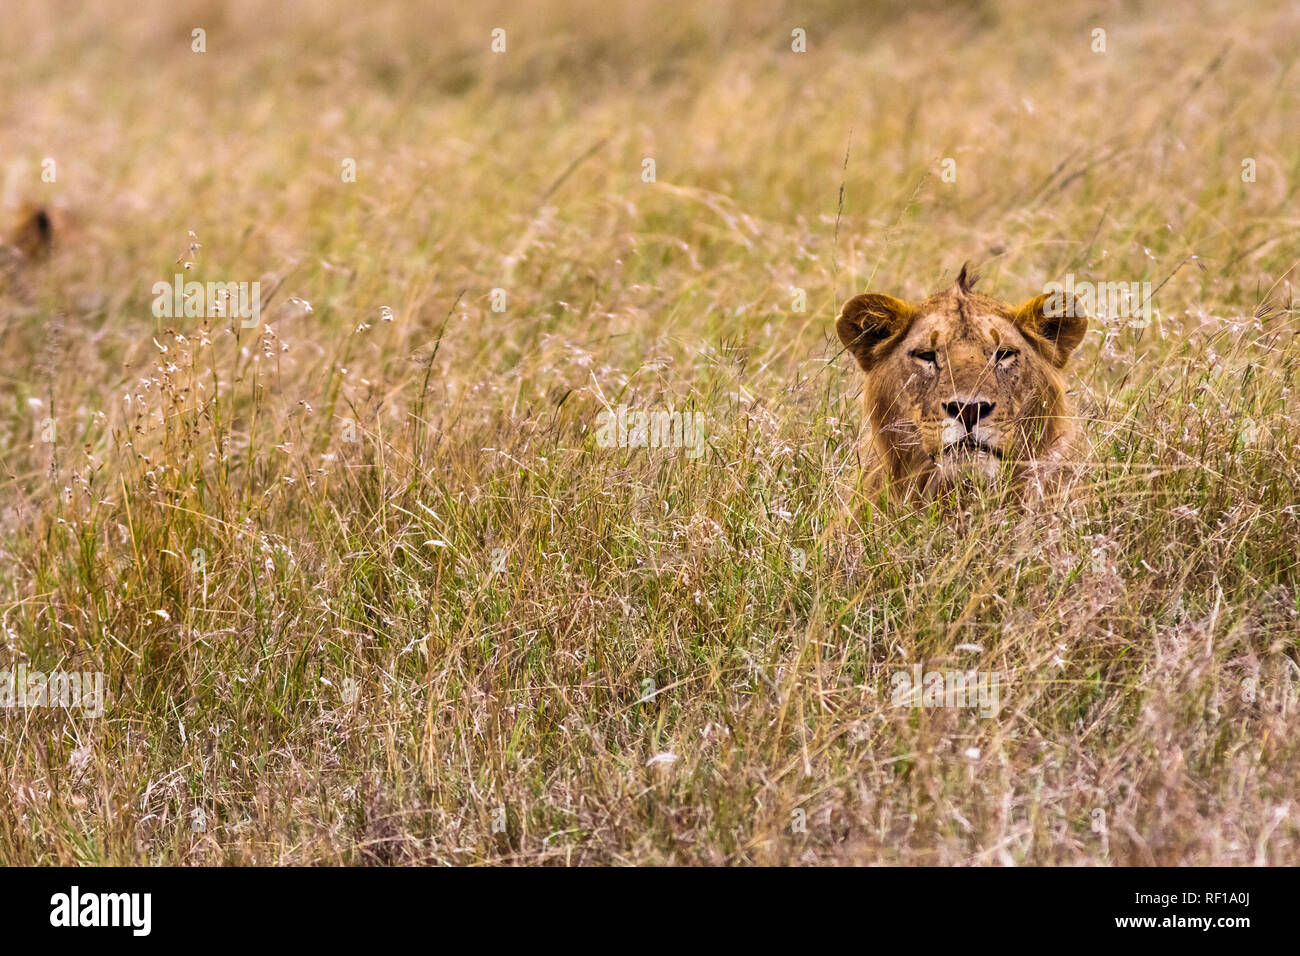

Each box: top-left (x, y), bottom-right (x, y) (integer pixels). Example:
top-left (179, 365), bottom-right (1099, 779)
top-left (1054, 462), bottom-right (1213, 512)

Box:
top-left (0, 0), bottom-right (1297, 864)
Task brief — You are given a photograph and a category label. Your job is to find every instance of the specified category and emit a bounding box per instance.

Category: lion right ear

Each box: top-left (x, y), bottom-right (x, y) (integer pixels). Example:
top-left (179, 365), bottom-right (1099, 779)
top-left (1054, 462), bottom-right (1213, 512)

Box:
top-left (836, 293), bottom-right (915, 372)
top-left (1013, 292), bottom-right (1088, 368)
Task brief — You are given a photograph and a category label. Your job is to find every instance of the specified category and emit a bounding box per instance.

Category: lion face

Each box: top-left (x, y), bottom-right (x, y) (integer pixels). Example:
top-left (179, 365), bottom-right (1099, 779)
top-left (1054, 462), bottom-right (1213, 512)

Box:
top-left (837, 266), bottom-right (1087, 498)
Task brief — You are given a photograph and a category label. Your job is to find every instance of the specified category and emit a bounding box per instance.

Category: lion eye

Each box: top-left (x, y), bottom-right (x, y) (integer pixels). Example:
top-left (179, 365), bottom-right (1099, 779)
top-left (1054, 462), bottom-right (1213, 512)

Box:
top-left (994, 348), bottom-right (1019, 366)
top-left (910, 349), bottom-right (938, 365)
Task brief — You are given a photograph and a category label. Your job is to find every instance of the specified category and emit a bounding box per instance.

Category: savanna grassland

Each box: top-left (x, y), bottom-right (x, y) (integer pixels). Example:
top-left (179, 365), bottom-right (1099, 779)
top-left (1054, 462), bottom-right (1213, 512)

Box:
top-left (0, 0), bottom-right (1298, 865)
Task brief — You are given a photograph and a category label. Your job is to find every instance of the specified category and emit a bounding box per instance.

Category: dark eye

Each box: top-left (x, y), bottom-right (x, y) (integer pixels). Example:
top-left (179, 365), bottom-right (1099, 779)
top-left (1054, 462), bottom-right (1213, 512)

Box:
top-left (911, 350), bottom-right (938, 364)
top-left (994, 348), bottom-right (1018, 365)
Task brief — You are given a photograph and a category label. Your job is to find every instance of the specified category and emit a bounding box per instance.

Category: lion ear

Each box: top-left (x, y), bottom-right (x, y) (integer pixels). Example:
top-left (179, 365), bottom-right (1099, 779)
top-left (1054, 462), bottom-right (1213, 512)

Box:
top-left (11, 203), bottom-right (53, 261)
top-left (1013, 292), bottom-right (1088, 368)
top-left (837, 293), bottom-right (915, 372)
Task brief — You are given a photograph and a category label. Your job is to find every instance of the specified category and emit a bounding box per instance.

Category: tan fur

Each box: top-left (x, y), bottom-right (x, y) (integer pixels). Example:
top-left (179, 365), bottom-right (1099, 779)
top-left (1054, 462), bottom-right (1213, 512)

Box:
top-left (837, 265), bottom-right (1088, 504)
top-left (9, 203), bottom-right (55, 261)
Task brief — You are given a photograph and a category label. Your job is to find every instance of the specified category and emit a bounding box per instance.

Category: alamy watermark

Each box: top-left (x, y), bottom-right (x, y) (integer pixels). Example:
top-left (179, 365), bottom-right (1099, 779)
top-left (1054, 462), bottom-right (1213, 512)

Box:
top-left (891, 663), bottom-right (1001, 717)
top-left (50, 886), bottom-right (150, 936)
top-left (1043, 274), bottom-right (1151, 326)
top-left (1, 664), bottom-right (104, 717)
top-left (595, 404), bottom-right (706, 459)
top-left (152, 273), bottom-right (261, 328)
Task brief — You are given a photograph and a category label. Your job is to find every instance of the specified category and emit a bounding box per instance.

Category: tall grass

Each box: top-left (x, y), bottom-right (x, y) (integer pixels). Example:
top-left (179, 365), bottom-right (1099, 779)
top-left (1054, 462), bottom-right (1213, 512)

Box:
top-left (0, 0), bottom-right (1297, 864)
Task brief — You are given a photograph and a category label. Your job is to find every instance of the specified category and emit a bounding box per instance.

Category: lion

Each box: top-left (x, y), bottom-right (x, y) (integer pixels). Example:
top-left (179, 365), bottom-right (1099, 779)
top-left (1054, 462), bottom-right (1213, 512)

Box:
top-left (836, 265), bottom-right (1088, 503)
top-left (0, 203), bottom-right (57, 286)
top-left (8, 203), bottom-right (54, 261)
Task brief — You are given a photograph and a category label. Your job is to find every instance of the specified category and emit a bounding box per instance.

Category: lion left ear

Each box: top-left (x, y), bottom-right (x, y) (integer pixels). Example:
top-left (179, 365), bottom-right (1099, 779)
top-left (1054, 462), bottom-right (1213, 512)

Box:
top-left (837, 293), bottom-right (916, 373)
top-left (1013, 292), bottom-right (1088, 368)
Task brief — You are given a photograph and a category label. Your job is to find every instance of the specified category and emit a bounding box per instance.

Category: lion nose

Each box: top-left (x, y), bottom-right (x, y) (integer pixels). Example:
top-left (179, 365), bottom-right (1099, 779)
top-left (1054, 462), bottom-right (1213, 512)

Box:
top-left (943, 399), bottom-right (995, 431)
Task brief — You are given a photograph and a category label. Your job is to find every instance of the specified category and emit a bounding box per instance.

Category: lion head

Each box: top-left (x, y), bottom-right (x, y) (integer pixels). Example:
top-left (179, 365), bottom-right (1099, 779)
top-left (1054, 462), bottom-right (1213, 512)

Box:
top-left (837, 265), bottom-right (1088, 500)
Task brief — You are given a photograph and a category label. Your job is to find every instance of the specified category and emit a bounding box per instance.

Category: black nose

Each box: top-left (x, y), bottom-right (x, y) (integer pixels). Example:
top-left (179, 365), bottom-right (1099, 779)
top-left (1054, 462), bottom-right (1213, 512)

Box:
top-left (944, 400), bottom-right (995, 431)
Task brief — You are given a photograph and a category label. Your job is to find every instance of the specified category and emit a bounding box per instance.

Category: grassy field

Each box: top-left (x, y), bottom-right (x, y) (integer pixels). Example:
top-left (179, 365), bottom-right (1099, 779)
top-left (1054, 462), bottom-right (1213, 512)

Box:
top-left (1, 0), bottom-right (1297, 865)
